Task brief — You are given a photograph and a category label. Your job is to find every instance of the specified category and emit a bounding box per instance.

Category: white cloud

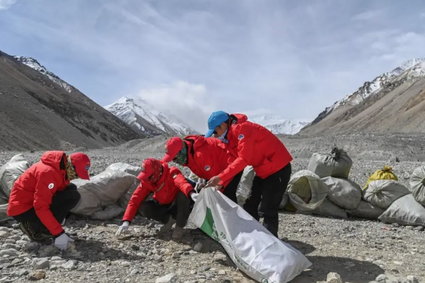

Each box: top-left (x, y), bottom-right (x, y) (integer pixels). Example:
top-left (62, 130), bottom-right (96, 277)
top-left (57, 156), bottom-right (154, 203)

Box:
top-left (136, 81), bottom-right (216, 133)
top-left (0, 0), bottom-right (16, 10)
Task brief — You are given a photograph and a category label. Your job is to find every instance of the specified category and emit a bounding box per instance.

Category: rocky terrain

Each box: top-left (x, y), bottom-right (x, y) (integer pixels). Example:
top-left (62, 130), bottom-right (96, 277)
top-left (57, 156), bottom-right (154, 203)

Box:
top-left (0, 134), bottom-right (424, 283)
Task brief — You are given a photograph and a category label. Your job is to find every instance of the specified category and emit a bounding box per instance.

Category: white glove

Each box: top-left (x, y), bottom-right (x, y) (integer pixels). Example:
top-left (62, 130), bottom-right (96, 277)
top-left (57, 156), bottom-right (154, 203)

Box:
top-left (115, 221), bottom-right (130, 236)
top-left (54, 233), bottom-right (74, 250)
top-left (190, 192), bottom-right (199, 202)
top-left (194, 178), bottom-right (206, 193)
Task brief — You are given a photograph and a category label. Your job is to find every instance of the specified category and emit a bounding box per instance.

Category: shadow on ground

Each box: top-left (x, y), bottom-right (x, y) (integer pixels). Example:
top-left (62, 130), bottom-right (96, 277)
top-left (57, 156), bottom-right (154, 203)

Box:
top-left (284, 239), bottom-right (316, 255)
top-left (64, 238), bottom-right (146, 262)
top-left (291, 256), bottom-right (384, 283)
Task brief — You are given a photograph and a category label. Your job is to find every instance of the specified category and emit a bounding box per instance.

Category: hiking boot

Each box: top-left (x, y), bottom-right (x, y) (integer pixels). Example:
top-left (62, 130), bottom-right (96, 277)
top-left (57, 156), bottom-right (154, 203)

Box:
top-left (158, 217), bottom-right (176, 235)
top-left (19, 222), bottom-right (51, 242)
top-left (172, 225), bottom-right (185, 240)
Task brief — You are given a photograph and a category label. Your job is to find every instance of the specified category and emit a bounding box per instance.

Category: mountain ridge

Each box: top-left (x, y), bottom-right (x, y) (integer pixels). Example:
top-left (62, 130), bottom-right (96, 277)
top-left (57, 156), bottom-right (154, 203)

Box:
top-left (300, 58), bottom-right (425, 135)
top-left (0, 50), bottom-right (144, 151)
top-left (105, 97), bottom-right (197, 137)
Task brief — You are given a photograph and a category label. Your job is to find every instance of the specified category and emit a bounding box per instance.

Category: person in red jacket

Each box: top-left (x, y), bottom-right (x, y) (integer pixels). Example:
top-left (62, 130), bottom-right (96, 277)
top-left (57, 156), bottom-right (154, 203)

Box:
top-left (162, 135), bottom-right (243, 203)
top-left (116, 158), bottom-right (195, 240)
top-left (205, 111), bottom-right (292, 237)
top-left (7, 151), bottom-right (90, 250)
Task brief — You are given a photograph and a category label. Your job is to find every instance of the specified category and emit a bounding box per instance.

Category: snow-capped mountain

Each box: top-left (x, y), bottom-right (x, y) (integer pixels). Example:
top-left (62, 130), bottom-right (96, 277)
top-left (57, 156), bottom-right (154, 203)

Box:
top-left (317, 58), bottom-right (425, 120)
top-left (249, 114), bottom-right (309, 135)
top-left (105, 97), bottom-right (197, 136)
top-left (301, 58), bottom-right (425, 135)
top-left (14, 56), bottom-right (73, 93)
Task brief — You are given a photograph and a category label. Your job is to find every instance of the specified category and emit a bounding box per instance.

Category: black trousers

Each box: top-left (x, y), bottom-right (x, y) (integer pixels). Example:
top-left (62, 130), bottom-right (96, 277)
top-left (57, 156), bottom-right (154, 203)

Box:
top-left (13, 183), bottom-right (80, 234)
top-left (140, 191), bottom-right (191, 228)
top-left (243, 163), bottom-right (291, 237)
top-left (222, 171), bottom-right (243, 203)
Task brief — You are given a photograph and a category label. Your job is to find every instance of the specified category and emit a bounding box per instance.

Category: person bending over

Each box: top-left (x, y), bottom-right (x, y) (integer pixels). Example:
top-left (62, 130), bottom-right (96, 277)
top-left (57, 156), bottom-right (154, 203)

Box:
top-left (116, 158), bottom-right (196, 240)
top-left (162, 135), bottom-right (243, 203)
top-left (205, 111), bottom-right (292, 237)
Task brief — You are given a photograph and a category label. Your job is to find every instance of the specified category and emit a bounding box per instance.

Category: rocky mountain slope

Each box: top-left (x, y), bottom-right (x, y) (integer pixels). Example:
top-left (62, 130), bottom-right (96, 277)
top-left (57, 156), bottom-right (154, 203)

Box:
top-left (0, 51), bottom-right (144, 151)
top-left (105, 97), bottom-right (197, 136)
top-left (300, 59), bottom-right (425, 135)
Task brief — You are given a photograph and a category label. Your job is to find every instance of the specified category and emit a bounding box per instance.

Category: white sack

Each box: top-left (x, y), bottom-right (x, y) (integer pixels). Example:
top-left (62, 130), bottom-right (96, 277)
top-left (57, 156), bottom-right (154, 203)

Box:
top-left (378, 194), bottom-right (425, 226)
top-left (363, 180), bottom-right (410, 209)
top-left (189, 188), bottom-right (311, 283)
top-left (409, 166), bottom-right (425, 206)
top-left (279, 191), bottom-right (289, 210)
top-left (321, 177), bottom-right (362, 210)
top-left (91, 204), bottom-right (124, 220)
top-left (307, 148), bottom-right (352, 179)
top-left (0, 203), bottom-right (11, 223)
top-left (236, 166), bottom-right (255, 205)
top-left (287, 170), bottom-right (328, 212)
top-left (311, 199), bottom-right (348, 219)
top-left (346, 200), bottom-right (384, 220)
top-left (71, 164), bottom-right (139, 217)
top-left (0, 154), bottom-right (29, 204)
top-left (105, 162), bottom-right (141, 176)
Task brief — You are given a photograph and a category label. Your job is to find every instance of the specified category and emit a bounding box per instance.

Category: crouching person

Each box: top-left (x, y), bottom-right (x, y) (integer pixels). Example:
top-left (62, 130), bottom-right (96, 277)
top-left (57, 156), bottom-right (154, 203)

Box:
top-left (7, 151), bottom-right (90, 250)
top-left (116, 158), bottom-right (196, 240)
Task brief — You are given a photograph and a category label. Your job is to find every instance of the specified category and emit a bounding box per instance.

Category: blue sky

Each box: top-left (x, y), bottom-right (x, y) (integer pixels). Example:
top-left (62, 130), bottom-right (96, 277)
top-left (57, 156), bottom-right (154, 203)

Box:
top-left (1, 0), bottom-right (425, 131)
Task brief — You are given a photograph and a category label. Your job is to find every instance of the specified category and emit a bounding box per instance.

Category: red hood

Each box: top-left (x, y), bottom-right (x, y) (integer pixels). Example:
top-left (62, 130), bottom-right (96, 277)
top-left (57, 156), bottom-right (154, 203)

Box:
top-left (40, 151), bottom-right (66, 170)
top-left (232, 113), bottom-right (248, 123)
top-left (184, 135), bottom-right (206, 147)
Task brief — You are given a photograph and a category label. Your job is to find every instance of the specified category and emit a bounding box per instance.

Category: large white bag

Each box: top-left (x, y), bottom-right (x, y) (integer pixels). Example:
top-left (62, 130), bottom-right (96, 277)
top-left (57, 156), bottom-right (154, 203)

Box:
top-left (321, 177), bottom-right (362, 210)
top-left (409, 165), bottom-right (425, 206)
top-left (378, 194), bottom-right (425, 226)
top-left (71, 164), bottom-right (139, 217)
top-left (189, 188), bottom-right (311, 283)
top-left (307, 148), bottom-right (352, 179)
top-left (363, 180), bottom-right (410, 209)
top-left (287, 170), bottom-right (328, 212)
top-left (0, 154), bottom-right (29, 204)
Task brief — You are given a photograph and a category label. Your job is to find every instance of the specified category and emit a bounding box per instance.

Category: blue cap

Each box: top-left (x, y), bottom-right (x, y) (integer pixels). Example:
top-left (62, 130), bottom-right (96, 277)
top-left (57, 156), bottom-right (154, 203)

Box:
top-left (205, 111), bottom-right (229, 137)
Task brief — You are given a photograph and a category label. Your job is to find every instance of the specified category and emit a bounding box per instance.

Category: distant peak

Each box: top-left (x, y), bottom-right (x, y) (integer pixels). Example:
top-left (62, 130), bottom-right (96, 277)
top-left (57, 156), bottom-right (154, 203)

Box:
top-left (105, 97), bottom-right (196, 136)
top-left (14, 55), bottom-right (73, 93)
top-left (399, 58), bottom-right (425, 70)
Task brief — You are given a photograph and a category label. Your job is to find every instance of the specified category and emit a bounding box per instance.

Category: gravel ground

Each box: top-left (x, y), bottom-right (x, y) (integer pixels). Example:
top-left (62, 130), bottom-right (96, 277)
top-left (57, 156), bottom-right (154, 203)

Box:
top-left (0, 134), bottom-right (424, 283)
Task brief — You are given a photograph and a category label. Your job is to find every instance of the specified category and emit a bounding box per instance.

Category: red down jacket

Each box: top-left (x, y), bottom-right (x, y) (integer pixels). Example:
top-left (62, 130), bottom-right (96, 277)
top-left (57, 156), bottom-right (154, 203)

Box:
top-left (122, 161), bottom-right (193, 222)
top-left (7, 151), bottom-right (69, 236)
top-left (183, 135), bottom-right (235, 187)
top-left (217, 114), bottom-right (293, 185)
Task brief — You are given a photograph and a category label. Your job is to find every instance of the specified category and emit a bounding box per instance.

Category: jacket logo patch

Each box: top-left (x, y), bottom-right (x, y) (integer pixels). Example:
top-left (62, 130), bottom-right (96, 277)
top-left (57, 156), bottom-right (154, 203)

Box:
top-left (238, 134), bottom-right (245, 140)
top-left (48, 183), bottom-right (55, 190)
top-left (204, 165), bottom-right (211, 171)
